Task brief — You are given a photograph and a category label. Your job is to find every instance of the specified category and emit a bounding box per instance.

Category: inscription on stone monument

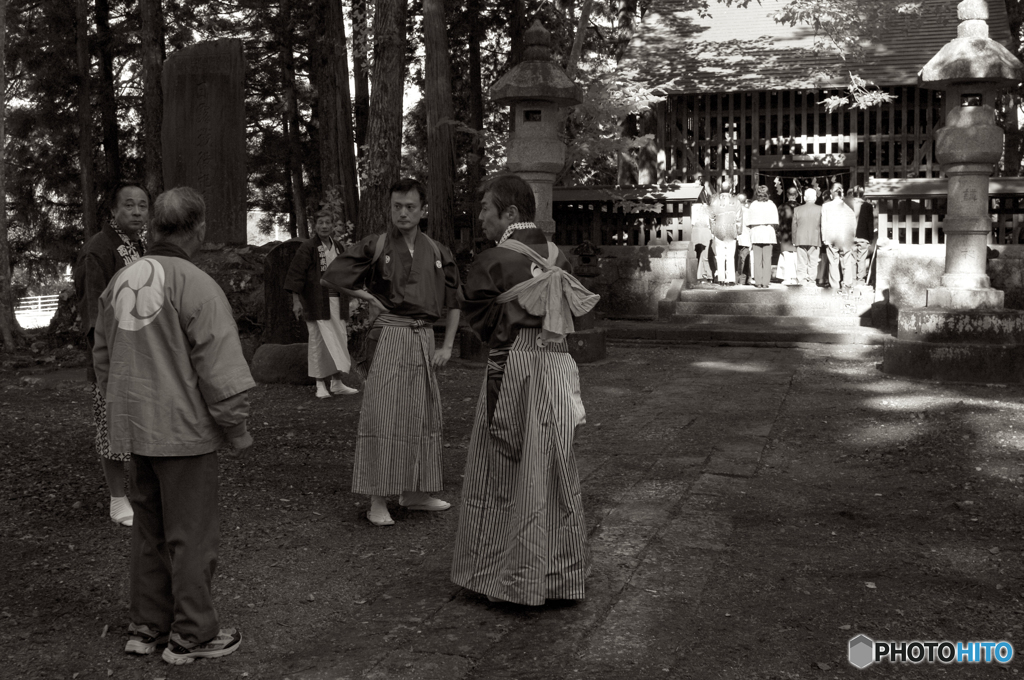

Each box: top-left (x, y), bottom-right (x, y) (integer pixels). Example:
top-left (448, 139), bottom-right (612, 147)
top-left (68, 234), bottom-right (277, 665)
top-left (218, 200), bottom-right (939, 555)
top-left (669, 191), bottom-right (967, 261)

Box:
top-left (162, 39), bottom-right (246, 244)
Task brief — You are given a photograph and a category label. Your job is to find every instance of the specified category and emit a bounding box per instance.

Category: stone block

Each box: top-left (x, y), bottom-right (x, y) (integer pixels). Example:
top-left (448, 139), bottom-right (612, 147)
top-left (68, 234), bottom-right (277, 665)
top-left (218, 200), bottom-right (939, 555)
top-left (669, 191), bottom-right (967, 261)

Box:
top-left (897, 307), bottom-right (1024, 344)
top-left (561, 245), bottom-right (687, 318)
top-left (926, 286), bottom-right (1004, 309)
top-left (881, 337), bottom-right (1024, 383)
top-left (566, 327), bottom-right (607, 363)
top-left (251, 343), bottom-right (309, 384)
top-left (251, 342), bottom-right (363, 386)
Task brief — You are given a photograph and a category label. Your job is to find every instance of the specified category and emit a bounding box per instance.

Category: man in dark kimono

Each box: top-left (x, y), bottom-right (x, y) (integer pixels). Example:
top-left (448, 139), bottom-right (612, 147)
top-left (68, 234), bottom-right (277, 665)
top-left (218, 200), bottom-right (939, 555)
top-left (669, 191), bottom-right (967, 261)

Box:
top-left (284, 210), bottom-right (357, 398)
top-left (321, 178), bottom-right (461, 527)
top-left (451, 173), bottom-right (598, 606)
top-left (74, 181), bottom-right (149, 527)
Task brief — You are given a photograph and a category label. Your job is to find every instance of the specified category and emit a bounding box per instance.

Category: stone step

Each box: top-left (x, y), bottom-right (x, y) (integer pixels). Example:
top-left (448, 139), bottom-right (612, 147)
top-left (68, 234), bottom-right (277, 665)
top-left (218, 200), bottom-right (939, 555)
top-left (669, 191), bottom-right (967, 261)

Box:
top-left (661, 298), bottom-right (874, 319)
top-left (601, 320), bottom-right (890, 346)
top-left (663, 313), bottom-right (871, 329)
top-left (675, 284), bottom-right (871, 302)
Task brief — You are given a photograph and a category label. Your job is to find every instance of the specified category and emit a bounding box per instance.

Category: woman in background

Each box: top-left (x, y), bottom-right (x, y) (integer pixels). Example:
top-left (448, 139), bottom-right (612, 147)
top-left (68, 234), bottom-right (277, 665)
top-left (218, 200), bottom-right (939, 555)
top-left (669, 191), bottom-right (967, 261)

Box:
top-left (747, 186), bottom-right (780, 289)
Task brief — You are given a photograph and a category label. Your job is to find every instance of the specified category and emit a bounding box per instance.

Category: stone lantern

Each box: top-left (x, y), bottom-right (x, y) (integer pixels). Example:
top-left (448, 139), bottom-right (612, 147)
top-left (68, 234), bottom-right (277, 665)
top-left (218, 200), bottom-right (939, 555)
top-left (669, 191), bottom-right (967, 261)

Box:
top-left (490, 19), bottom-right (582, 238)
top-left (919, 0), bottom-right (1021, 307)
top-left (882, 0), bottom-right (1024, 382)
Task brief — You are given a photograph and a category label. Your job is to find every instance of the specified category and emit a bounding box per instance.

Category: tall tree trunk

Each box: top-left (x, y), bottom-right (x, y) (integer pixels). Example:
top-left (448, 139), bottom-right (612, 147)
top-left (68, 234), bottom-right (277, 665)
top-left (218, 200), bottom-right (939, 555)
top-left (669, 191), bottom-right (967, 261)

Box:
top-left (76, 0), bottom-right (98, 239)
top-left (423, 0), bottom-right (456, 249)
top-left (283, 115), bottom-right (299, 239)
top-left (0, 0), bottom-right (16, 349)
top-left (95, 0), bottom-right (121, 199)
top-left (314, 0), bottom-right (360, 226)
top-left (359, 0), bottom-right (407, 238)
top-left (466, 0), bottom-right (485, 206)
top-left (139, 0), bottom-right (165, 196)
top-left (280, 0), bottom-right (308, 239)
top-left (351, 0), bottom-right (371, 153)
top-left (1002, 0), bottom-right (1023, 176)
top-left (508, 0), bottom-right (527, 69)
top-left (565, 0), bottom-right (593, 79)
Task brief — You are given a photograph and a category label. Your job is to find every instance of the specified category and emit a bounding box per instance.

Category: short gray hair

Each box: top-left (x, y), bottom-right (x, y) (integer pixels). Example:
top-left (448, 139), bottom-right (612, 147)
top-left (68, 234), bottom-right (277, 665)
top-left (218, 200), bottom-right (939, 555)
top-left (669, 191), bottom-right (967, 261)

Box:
top-left (152, 187), bottom-right (206, 238)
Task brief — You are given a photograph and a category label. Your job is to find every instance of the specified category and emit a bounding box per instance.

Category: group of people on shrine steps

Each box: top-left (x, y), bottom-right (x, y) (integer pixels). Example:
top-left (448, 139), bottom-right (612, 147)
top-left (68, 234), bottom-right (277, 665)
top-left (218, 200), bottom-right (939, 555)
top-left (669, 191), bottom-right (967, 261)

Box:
top-left (691, 177), bottom-right (877, 293)
top-left (74, 173), bottom-right (598, 665)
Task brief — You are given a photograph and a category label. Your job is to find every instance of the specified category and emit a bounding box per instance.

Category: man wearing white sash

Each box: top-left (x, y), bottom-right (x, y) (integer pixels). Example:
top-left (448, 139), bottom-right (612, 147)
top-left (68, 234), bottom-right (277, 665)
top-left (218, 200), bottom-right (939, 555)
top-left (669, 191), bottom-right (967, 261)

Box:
top-left (452, 173), bottom-right (598, 606)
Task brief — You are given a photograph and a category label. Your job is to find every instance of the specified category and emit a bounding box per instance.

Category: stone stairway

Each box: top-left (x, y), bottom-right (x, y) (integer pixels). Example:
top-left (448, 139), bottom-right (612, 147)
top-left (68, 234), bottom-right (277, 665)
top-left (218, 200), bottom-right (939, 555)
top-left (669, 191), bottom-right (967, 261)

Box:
top-left (628, 282), bottom-right (893, 345)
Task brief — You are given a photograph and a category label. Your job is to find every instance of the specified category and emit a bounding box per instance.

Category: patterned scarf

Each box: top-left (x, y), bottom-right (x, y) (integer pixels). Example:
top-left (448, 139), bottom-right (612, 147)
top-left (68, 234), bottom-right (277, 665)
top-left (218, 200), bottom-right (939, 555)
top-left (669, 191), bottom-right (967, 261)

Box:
top-left (316, 237), bottom-right (335, 273)
top-left (497, 221), bottom-right (538, 245)
top-left (110, 218), bottom-right (145, 266)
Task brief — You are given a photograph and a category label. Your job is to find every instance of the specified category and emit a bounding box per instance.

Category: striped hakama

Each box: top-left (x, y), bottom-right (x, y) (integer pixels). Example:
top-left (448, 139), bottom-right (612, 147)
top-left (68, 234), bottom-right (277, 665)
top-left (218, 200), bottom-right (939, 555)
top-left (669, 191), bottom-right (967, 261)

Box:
top-left (451, 328), bottom-right (590, 605)
top-left (350, 315), bottom-right (444, 496)
top-left (306, 296), bottom-right (351, 379)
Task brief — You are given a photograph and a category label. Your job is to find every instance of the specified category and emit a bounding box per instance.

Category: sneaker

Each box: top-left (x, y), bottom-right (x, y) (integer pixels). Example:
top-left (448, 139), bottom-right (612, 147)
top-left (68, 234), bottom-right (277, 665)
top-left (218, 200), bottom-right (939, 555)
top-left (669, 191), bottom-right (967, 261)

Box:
top-left (315, 382), bottom-right (331, 399)
top-left (399, 492), bottom-right (451, 512)
top-left (125, 630), bottom-right (169, 655)
top-left (110, 496), bottom-right (133, 527)
top-left (330, 379), bottom-right (359, 395)
top-left (162, 628), bottom-right (241, 665)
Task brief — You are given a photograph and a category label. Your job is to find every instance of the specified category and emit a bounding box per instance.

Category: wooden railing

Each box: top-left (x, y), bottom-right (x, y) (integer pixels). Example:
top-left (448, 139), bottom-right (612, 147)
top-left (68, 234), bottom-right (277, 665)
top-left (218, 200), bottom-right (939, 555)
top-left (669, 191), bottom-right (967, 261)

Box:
top-left (552, 179), bottom-right (1024, 248)
top-left (552, 184), bottom-right (702, 247)
top-left (15, 294), bottom-right (60, 329)
top-left (865, 178), bottom-right (1024, 246)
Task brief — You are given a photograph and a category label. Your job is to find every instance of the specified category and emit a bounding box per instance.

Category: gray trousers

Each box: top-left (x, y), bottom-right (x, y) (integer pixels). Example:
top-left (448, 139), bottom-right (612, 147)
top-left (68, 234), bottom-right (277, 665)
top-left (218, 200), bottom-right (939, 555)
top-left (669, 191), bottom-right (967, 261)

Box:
top-left (825, 243), bottom-right (855, 289)
top-left (129, 452), bottom-right (220, 646)
top-left (853, 238), bottom-right (872, 284)
top-left (795, 245), bottom-right (820, 282)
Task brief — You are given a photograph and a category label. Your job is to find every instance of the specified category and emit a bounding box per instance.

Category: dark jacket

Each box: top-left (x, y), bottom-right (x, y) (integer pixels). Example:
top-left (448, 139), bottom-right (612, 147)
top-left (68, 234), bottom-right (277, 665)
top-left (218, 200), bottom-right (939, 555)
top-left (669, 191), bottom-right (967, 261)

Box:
top-left (322, 230), bottom-right (459, 323)
top-left (778, 201), bottom-right (798, 251)
top-left (852, 198), bottom-right (876, 241)
top-left (283, 236), bottom-right (337, 321)
top-left (73, 224), bottom-right (145, 381)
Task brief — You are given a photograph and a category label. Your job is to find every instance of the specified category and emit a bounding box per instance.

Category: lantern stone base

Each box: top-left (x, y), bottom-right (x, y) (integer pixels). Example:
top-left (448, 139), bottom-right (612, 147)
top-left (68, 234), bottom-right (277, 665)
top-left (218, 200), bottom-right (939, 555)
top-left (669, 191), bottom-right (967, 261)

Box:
top-left (882, 307), bottom-right (1024, 383)
top-left (566, 327), bottom-right (607, 364)
top-left (926, 286), bottom-right (1003, 309)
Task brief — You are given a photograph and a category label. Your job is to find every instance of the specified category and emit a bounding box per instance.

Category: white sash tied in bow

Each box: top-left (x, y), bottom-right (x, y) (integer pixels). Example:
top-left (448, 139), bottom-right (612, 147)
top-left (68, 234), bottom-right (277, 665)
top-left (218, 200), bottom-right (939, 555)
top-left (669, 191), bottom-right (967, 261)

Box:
top-left (493, 239), bottom-right (600, 346)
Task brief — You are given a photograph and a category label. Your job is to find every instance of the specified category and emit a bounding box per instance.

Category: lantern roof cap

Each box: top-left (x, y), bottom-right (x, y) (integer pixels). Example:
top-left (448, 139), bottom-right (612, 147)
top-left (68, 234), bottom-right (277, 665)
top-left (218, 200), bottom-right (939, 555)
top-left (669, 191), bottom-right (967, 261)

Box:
top-left (490, 19), bottom-right (582, 107)
top-left (919, 0), bottom-right (1022, 87)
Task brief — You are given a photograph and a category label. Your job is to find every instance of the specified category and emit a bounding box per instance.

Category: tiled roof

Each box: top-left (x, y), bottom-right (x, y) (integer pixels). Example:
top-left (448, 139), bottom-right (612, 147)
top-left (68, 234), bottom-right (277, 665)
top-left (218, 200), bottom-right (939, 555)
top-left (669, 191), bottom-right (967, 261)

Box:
top-left (625, 0), bottom-right (1014, 94)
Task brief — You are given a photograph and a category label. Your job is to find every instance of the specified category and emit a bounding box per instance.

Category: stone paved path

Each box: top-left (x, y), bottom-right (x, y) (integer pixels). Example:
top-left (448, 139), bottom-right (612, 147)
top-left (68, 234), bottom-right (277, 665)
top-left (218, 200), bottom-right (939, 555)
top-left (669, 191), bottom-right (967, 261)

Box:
top-left (289, 346), bottom-right (828, 680)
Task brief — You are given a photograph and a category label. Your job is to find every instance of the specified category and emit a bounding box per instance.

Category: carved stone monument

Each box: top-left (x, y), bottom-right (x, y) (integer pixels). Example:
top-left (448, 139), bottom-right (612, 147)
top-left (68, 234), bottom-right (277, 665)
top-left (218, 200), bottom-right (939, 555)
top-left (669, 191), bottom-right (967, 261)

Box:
top-left (882, 0), bottom-right (1024, 382)
top-left (162, 38), bottom-right (247, 244)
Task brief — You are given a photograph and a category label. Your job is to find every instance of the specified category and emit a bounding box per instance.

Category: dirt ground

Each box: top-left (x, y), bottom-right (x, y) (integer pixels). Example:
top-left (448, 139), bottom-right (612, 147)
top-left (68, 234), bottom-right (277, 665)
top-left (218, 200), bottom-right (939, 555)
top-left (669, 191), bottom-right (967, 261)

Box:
top-left (1, 340), bottom-right (1023, 679)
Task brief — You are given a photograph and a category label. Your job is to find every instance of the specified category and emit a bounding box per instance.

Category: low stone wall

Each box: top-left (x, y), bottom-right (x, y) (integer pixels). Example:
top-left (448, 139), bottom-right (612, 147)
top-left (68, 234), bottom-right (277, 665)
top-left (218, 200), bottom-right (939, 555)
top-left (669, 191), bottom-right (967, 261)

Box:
top-left (560, 244), bottom-right (689, 319)
top-left (193, 242), bottom-right (274, 362)
top-left (875, 244), bottom-right (1024, 329)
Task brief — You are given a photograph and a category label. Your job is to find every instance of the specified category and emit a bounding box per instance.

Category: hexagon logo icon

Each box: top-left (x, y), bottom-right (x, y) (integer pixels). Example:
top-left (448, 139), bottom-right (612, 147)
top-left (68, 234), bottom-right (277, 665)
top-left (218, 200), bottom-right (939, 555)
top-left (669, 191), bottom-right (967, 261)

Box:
top-left (849, 634), bottom-right (874, 669)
